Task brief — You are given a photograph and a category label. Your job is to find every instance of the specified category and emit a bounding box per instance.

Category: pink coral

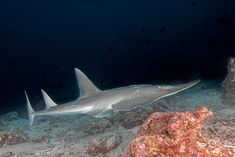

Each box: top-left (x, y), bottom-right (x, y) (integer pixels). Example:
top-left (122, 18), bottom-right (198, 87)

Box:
top-left (125, 107), bottom-right (234, 157)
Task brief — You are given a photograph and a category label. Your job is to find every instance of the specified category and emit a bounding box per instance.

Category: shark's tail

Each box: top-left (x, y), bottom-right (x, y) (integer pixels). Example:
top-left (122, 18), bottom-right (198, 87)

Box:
top-left (24, 91), bottom-right (35, 125)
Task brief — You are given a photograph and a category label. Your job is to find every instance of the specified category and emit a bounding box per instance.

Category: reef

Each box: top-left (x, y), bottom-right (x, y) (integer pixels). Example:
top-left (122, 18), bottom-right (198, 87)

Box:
top-left (222, 57), bottom-right (235, 105)
top-left (125, 107), bottom-right (235, 157)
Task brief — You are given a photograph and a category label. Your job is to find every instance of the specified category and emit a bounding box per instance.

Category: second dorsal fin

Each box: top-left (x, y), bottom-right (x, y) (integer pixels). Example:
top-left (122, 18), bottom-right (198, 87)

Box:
top-left (74, 68), bottom-right (100, 99)
top-left (41, 89), bottom-right (58, 109)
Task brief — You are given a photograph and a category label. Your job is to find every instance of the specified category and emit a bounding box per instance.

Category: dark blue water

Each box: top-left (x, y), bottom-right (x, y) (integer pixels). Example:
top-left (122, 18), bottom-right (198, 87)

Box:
top-left (0, 0), bottom-right (235, 114)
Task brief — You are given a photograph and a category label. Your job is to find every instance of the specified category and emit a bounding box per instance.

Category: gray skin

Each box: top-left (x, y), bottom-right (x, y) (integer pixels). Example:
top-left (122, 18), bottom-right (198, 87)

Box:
top-left (25, 68), bottom-right (200, 125)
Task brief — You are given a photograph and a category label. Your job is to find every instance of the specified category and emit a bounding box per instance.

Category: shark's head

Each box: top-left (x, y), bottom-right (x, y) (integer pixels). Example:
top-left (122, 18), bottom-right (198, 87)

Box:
top-left (110, 80), bottom-right (200, 112)
top-left (137, 80), bottom-right (200, 101)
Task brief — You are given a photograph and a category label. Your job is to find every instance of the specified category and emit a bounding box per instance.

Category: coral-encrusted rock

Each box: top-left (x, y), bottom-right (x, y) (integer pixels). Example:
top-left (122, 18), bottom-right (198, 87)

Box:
top-left (222, 57), bottom-right (235, 105)
top-left (125, 107), bottom-right (235, 157)
top-left (0, 132), bottom-right (27, 147)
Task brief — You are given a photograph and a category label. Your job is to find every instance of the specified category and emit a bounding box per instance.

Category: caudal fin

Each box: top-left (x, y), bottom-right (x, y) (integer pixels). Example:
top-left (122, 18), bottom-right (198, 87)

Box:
top-left (24, 91), bottom-right (35, 125)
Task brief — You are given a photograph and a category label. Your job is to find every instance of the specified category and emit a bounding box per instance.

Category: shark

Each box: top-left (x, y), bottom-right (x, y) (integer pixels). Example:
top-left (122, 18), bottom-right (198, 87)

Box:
top-left (25, 68), bottom-right (200, 125)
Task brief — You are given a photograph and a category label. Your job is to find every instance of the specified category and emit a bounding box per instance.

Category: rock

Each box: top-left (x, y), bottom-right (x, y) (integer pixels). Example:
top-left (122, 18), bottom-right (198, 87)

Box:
top-left (222, 57), bottom-right (235, 105)
top-left (0, 152), bottom-right (15, 157)
top-left (125, 107), bottom-right (235, 157)
top-left (48, 152), bottom-right (61, 157)
top-left (205, 111), bottom-right (235, 147)
top-left (80, 117), bottom-right (113, 134)
top-left (0, 132), bottom-right (27, 147)
top-left (109, 107), bottom-right (154, 129)
top-left (86, 134), bottom-right (122, 156)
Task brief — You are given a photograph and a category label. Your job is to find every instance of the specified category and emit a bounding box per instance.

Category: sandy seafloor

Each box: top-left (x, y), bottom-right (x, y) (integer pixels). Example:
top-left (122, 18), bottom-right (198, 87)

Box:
top-left (0, 80), bottom-right (234, 157)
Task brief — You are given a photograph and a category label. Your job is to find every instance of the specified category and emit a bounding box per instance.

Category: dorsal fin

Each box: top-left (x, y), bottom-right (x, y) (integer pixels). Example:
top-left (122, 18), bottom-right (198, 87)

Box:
top-left (24, 91), bottom-right (35, 125)
top-left (41, 89), bottom-right (58, 109)
top-left (74, 68), bottom-right (100, 99)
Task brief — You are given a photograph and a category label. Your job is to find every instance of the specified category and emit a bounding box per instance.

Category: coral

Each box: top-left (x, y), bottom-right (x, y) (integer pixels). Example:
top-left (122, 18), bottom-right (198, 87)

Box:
top-left (125, 107), bottom-right (234, 157)
top-left (0, 132), bottom-right (27, 147)
top-left (86, 134), bottom-right (122, 156)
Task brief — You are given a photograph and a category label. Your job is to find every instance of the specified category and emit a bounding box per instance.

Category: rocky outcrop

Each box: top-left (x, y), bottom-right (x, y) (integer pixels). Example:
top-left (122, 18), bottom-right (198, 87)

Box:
top-left (222, 57), bottom-right (235, 105)
top-left (109, 107), bottom-right (154, 129)
top-left (0, 132), bottom-right (27, 147)
top-left (86, 134), bottom-right (122, 156)
top-left (125, 107), bottom-right (234, 157)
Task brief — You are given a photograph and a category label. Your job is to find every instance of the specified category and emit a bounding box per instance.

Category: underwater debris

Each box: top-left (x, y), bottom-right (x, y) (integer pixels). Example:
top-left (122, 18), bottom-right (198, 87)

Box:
top-left (0, 132), bottom-right (27, 147)
top-left (125, 107), bottom-right (234, 157)
top-left (222, 57), bottom-right (235, 105)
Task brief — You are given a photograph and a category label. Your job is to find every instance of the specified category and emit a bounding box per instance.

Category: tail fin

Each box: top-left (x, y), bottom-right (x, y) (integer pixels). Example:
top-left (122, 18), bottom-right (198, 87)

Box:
top-left (24, 91), bottom-right (35, 125)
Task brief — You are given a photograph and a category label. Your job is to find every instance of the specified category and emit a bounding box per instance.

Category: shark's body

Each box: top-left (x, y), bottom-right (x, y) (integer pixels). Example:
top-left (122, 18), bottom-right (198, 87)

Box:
top-left (25, 68), bottom-right (200, 125)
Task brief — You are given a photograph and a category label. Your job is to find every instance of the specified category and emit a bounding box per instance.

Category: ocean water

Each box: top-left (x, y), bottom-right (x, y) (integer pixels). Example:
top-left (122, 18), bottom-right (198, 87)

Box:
top-left (0, 0), bottom-right (235, 156)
